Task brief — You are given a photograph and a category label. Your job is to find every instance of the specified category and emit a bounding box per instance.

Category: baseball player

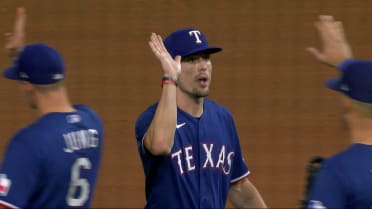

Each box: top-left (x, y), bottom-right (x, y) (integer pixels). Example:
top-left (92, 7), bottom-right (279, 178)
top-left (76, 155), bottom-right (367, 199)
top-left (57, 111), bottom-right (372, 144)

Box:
top-left (305, 15), bottom-right (372, 208)
top-left (0, 8), bottom-right (104, 208)
top-left (135, 29), bottom-right (267, 208)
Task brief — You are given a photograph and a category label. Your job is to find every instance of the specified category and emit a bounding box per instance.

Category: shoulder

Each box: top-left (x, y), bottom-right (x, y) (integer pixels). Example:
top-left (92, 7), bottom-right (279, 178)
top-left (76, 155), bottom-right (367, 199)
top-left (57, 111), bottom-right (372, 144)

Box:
top-left (135, 102), bottom-right (158, 124)
top-left (205, 98), bottom-right (234, 119)
top-left (73, 104), bottom-right (102, 125)
top-left (74, 104), bottom-right (101, 119)
top-left (321, 144), bottom-right (362, 170)
top-left (134, 103), bottom-right (158, 140)
top-left (7, 125), bottom-right (42, 151)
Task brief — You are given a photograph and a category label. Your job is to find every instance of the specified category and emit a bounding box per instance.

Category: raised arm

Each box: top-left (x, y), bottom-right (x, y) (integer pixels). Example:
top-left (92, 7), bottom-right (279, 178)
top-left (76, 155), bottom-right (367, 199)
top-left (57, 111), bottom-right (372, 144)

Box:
top-left (0, 7), bottom-right (26, 209)
top-left (144, 33), bottom-right (181, 156)
top-left (4, 7), bottom-right (26, 59)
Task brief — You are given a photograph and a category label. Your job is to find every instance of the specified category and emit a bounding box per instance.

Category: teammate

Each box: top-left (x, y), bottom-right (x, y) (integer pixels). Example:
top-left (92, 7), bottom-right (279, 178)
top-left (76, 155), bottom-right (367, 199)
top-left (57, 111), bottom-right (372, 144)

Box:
top-left (135, 29), bottom-right (267, 208)
top-left (306, 15), bottom-right (372, 208)
top-left (0, 7), bottom-right (104, 208)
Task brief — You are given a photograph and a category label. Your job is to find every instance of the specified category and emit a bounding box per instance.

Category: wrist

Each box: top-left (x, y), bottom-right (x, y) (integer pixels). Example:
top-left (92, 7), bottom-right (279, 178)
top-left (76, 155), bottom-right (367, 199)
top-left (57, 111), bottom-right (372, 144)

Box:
top-left (161, 76), bottom-right (178, 87)
top-left (163, 73), bottom-right (177, 80)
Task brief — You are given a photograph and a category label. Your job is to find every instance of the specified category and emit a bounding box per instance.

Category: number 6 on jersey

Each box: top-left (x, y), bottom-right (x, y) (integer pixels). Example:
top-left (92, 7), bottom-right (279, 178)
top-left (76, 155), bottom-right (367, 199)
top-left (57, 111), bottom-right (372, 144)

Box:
top-left (66, 158), bottom-right (92, 207)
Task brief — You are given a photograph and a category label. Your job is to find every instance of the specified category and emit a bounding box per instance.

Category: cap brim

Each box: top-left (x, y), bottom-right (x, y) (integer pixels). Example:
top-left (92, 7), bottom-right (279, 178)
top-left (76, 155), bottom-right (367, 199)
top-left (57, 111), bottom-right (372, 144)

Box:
top-left (3, 66), bottom-right (19, 80)
top-left (325, 77), bottom-right (341, 91)
top-left (182, 47), bottom-right (222, 57)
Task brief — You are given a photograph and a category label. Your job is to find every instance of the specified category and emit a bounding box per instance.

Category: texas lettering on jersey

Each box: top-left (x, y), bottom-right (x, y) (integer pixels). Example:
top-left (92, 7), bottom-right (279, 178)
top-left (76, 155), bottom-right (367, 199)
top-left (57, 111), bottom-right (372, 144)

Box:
top-left (171, 143), bottom-right (234, 175)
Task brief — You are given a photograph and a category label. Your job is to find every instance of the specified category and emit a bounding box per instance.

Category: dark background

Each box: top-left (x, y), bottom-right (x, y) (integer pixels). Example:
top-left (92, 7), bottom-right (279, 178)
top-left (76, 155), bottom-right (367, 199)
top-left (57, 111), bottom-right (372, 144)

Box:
top-left (1, 0), bottom-right (371, 208)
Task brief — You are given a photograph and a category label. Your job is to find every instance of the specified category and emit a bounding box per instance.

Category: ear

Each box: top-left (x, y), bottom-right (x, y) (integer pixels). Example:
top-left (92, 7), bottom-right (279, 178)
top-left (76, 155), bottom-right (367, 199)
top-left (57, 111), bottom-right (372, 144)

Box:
top-left (340, 95), bottom-right (352, 114)
top-left (20, 81), bottom-right (35, 93)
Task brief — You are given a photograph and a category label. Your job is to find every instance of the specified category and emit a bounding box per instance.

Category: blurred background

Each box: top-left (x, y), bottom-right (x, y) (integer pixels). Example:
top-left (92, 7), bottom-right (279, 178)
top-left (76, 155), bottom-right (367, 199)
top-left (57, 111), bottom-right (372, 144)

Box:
top-left (1, 0), bottom-right (371, 208)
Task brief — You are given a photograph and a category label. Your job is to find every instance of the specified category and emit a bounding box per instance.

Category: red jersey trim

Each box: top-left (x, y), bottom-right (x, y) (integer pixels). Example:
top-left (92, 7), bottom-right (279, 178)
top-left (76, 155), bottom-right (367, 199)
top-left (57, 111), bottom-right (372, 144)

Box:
top-left (0, 200), bottom-right (19, 209)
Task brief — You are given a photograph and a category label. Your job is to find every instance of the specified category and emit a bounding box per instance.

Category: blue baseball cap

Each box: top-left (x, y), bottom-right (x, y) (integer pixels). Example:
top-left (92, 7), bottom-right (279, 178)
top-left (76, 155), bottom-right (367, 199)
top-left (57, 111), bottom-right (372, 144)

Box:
top-left (326, 59), bottom-right (372, 103)
top-left (3, 43), bottom-right (65, 84)
top-left (164, 28), bottom-right (222, 59)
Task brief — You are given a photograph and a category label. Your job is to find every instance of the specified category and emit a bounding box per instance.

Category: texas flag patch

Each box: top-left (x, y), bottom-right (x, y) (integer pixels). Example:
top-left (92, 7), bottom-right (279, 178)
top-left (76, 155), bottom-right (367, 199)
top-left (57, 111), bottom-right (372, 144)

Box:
top-left (0, 174), bottom-right (11, 196)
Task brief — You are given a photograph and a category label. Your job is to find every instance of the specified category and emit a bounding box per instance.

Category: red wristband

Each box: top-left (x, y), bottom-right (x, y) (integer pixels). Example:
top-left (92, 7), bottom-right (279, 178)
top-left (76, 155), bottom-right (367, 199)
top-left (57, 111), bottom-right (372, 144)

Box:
top-left (161, 76), bottom-right (178, 87)
top-left (161, 80), bottom-right (177, 86)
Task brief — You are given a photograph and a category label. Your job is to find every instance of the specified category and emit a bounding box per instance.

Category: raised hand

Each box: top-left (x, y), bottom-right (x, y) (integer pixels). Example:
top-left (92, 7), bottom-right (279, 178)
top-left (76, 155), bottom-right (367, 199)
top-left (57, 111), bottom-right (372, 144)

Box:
top-left (148, 33), bottom-right (181, 79)
top-left (307, 15), bottom-right (353, 67)
top-left (4, 7), bottom-right (26, 58)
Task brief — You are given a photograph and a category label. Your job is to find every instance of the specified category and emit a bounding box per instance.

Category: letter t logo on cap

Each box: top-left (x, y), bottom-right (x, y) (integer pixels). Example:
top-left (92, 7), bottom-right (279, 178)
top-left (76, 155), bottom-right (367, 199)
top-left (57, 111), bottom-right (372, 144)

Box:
top-left (189, 30), bottom-right (202, 44)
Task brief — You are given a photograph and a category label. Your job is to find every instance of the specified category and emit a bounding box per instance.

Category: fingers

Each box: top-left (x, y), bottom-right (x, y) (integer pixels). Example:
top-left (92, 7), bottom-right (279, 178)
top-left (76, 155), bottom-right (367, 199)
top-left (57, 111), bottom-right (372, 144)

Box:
top-left (4, 32), bottom-right (12, 41)
top-left (148, 32), bottom-right (174, 61)
top-left (149, 33), bottom-right (165, 57)
top-left (308, 14), bottom-right (352, 67)
top-left (149, 33), bottom-right (159, 55)
top-left (4, 33), bottom-right (13, 48)
top-left (174, 56), bottom-right (182, 74)
top-left (4, 7), bottom-right (26, 52)
top-left (314, 15), bottom-right (348, 46)
top-left (158, 34), bottom-right (168, 51)
top-left (335, 21), bottom-right (348, 42)
top-left (13, 7), bottom-right (26, 37)
top-left (174, 55), bottom-right (181, 64)
top-left (148, 33), bottom-right (160, 56)
top-left (312, 15), bottom-right (345, 50)
top-left (148, 41), bottom-right (158, 57)
top-left (318, 15), bottom-right (334, 21)
top-left (314, 15), bottom-right (338, 43)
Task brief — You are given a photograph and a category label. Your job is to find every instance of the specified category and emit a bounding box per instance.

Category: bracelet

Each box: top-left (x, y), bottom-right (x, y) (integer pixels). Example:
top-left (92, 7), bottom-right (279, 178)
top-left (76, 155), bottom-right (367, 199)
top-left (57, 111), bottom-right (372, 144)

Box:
top-left (161, 76), bottom-right (178, 86)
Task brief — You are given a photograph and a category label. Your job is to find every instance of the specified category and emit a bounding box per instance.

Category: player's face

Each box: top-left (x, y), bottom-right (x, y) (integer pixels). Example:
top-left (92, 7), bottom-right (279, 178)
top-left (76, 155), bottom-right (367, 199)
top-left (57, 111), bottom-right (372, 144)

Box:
top-left (178, 53), bottom-right (212, 98)
top-left (19, 82), bottom-right (37, 109)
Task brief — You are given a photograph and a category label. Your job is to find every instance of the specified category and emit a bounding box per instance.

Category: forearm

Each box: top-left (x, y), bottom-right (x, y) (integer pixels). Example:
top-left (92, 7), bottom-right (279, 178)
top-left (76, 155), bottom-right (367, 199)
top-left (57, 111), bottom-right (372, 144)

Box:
top-left (229, 178), bottom-right (267, 209)
top-left (237, 192), bottom-right (266, 209)
top-left (232, 190), bottom-right (266, 209)
top-left (145, 32), bottom-right (181, 156)
top-left (144, 83), bottom-right (177, 155)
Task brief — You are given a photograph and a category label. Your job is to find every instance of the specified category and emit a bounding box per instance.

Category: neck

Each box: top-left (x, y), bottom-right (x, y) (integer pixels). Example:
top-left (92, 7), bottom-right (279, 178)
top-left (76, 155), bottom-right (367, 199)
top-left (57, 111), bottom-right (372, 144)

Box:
top-left (35, 87), bottom-right (75, 115)
top-left (347, 115), bottom-right (372, 145)
top-left (176, 89), bottom-right (204, 117)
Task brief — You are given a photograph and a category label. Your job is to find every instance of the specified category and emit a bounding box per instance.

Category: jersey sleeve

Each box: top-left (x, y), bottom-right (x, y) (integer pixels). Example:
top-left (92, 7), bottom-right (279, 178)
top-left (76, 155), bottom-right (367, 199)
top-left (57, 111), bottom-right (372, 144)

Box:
top-left (306, 165), bottom-right (347, 209)
top-left (135, 104), bottom-right (157, 155)
top-left (228, 114), bottom-right (250, 183)
top-left (75, 104), bottom-right (104, 137)
top-left (0, 131), bottom-right (42, 208)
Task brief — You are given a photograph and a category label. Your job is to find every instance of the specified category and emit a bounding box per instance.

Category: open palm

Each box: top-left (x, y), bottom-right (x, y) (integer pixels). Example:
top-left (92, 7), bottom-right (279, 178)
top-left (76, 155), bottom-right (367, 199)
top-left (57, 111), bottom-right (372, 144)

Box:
top-left (148, 33), bottom-right (181, 79)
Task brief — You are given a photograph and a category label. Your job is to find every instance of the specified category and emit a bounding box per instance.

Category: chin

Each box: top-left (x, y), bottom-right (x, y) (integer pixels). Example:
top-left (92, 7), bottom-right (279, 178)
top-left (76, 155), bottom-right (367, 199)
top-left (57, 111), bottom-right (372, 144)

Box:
top-left (27, 101), bottom-right (37, 109)
top-left (341, 115), bottom-right (349, 131)
top-left (195, 91), bottom-right (209, 98)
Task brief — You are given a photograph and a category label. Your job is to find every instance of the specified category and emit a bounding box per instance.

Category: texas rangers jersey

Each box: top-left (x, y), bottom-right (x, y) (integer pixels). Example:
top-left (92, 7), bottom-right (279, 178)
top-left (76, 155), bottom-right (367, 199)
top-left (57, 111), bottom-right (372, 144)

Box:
top-left (0, 104), bottom-right (104, 209)
top-left (307, 143), bottom-right (372, 209)
top-left (135, 98), bottom-right (250, 208)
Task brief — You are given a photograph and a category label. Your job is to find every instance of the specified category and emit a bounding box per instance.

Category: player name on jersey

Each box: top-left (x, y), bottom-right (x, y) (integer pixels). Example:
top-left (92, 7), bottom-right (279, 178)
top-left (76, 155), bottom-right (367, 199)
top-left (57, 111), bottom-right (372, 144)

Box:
top-left (63, 129), bottom-right (99, 153)
top-left (171, 143), bottom-right (234, 175)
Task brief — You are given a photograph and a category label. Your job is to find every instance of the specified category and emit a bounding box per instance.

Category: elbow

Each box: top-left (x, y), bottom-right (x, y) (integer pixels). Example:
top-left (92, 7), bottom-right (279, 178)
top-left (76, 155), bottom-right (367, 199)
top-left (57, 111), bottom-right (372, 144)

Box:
top-left (147, 136), bottom-right (174, 156)
top-left (150, 141), bottom-right (173, 156)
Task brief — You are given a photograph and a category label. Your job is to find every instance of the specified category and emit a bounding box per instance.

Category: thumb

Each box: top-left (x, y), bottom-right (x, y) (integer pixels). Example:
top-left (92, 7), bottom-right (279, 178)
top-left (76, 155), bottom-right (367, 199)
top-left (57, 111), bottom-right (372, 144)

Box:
top-left (306, 47), bottom-right (323, 60)
top-left (174, 55), bottom-right (182, 74)
top-left (174, 55), bottom-right (181, 63)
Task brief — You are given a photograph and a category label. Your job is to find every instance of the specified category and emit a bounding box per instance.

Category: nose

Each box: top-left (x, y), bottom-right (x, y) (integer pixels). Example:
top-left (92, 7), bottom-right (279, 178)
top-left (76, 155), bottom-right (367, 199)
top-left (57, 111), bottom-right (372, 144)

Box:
top-left (196, 58), bottom-right (208, 71)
